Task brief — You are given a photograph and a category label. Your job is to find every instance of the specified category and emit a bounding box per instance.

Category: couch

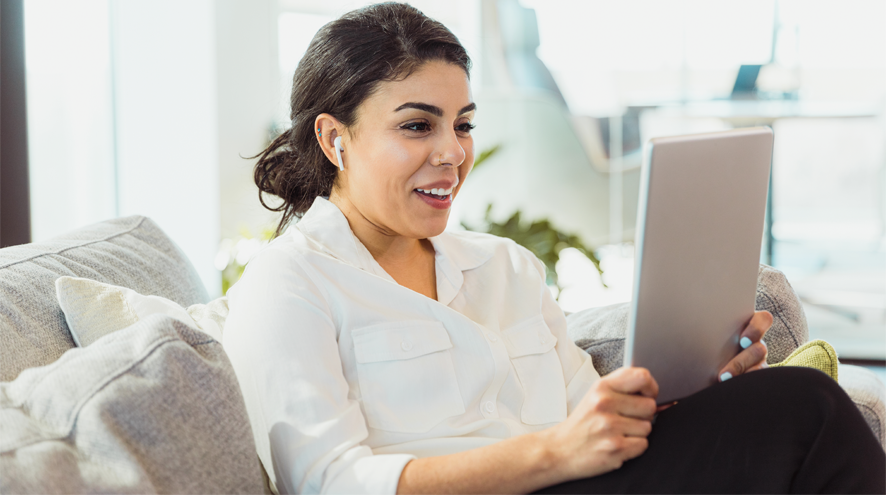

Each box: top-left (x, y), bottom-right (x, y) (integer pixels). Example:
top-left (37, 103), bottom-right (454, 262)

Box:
top-left (1, 216), bottom-right (884, 493)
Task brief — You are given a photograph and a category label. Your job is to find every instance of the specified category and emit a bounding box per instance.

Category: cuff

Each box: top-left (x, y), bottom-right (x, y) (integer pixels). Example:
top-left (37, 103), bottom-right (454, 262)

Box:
top-left (322, 447), bottom-right (416, 495)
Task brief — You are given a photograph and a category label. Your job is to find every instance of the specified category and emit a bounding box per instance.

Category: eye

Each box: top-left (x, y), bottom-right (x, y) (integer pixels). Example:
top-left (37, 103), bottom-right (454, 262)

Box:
top-left (400, 121), bottom-right (431, 132)
top-left (456, 122), bottom-right (476, 134)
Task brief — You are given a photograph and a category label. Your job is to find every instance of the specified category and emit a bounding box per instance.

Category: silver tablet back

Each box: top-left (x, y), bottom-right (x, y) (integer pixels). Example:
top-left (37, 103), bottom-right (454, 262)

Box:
top-left (625, 127), bottom-right (773, 404)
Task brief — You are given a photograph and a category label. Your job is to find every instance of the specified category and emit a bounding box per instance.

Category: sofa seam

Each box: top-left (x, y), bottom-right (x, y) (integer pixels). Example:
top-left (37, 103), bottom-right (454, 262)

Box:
top-left (0, 217), bottom-right (147, 271)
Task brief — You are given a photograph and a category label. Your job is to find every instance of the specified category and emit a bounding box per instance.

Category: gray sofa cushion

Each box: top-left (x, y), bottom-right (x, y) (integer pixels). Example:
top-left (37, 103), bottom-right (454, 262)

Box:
top-left (0, 216), bottom-right (208, 381)
top-left (839, 364), bottom-right (886, 449)
top-left (566, 303), bottom-right (628, 378)
top-left (0, 315), bottom-right (265, 494)
top-left (568, 264), bottom-right (809, 377)
top-left (752, 264), bottom-right (809, 361)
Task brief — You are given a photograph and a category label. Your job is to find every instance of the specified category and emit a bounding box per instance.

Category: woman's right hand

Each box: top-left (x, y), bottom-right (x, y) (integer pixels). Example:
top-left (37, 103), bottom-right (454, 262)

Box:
top-left (397, 368), bottom-right (659, 494)
top-left (542, 367), bottom-right (659, 482)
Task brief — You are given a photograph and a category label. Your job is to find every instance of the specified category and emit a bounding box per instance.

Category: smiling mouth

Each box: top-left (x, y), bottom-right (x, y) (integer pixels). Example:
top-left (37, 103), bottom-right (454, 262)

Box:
top-left (414, 187), bottom-right (452, 200)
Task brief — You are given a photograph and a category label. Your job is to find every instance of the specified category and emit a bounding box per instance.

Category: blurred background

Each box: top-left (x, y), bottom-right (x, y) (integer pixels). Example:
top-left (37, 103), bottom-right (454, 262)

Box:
top-left (12, 0), bottom-right (886, 363)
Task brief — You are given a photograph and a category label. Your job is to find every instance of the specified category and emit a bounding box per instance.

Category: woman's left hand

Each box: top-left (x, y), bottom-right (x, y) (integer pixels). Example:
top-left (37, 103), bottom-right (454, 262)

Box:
top-left (718, 310), bottom-right (773, 382)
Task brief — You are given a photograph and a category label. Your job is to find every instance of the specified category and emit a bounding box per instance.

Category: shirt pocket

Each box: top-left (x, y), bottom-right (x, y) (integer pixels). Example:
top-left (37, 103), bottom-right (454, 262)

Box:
top-left (352, 320), bottom-right (466, 433)
top-left (502, 315), bottom-right (568, 425)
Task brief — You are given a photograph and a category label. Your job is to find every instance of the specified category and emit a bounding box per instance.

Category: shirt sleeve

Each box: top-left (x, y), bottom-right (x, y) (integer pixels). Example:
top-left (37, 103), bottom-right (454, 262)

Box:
top-left (526, 250), bottom-right (602, 414)
top-left (223, 244), bottom-right (415, 494)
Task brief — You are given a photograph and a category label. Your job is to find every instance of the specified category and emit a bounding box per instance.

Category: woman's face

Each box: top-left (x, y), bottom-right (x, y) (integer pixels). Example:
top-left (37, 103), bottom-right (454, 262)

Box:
top-left (333, 60), bottom-right (475, 240)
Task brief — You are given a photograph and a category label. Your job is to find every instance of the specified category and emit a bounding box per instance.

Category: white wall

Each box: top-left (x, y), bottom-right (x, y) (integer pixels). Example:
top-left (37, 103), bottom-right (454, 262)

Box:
top-left (111, 0), bottom-right (221, 296)
top-left (25, 0), bottom-right (117, 242)
top-left (215, 0), bottom-right (281, 241)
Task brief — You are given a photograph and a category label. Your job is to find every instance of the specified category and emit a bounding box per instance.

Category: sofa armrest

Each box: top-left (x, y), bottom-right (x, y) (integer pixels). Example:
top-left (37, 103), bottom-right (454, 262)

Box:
top-left (838, 364), bottom-right (886, 451)
top-left (754, 264), bottom-right (809, 365)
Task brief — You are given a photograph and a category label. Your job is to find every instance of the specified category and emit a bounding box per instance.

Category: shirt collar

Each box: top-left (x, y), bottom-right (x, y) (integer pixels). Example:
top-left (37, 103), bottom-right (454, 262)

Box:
top-left (295, 197), bottom-right (392, 282)
top-left (295, 197), bottom-right (494, 305)
top-left (427, 232), bottom-right (493, 305)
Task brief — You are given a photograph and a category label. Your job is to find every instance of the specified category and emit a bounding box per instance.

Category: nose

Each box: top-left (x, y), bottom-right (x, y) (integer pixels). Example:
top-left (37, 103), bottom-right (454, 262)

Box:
top-left (433, 129), bottom-right (466, 167)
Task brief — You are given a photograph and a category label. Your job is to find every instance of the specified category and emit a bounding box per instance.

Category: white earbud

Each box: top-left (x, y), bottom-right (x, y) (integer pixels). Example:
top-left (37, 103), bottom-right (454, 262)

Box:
top-left (333, 136), bottom-right (344, 171)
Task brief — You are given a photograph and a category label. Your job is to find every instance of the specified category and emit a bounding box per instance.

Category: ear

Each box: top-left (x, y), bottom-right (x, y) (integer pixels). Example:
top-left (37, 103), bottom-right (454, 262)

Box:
top-left (315, 114), bottom-right (346, 171)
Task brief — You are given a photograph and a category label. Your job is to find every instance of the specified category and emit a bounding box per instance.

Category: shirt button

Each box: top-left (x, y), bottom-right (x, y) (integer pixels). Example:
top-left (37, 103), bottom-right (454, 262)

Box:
top-left (540, 335), bottom-right (547, 344)
top-left (401, 341), bottom-right (413, 351)
top-left (486, 332), bottom-right (498, 342)
top-left (484, 401), bottom-right (495, 413)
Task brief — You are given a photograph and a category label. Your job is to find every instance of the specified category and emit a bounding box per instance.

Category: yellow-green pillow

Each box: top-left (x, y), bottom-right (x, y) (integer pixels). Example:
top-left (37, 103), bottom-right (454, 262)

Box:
top-left (770, 339), bottom-right (839, 382)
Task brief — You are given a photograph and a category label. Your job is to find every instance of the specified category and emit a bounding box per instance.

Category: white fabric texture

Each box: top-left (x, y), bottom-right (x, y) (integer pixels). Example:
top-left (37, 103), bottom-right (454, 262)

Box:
top-left (55, 276), bottom-right (227, 346)
top-left (223, 197), bottom-right (600, 495)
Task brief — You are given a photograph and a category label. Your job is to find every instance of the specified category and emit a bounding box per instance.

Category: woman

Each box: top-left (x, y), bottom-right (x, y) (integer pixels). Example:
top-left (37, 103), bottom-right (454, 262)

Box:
top-left (223, 3), bottom-right (885, 494)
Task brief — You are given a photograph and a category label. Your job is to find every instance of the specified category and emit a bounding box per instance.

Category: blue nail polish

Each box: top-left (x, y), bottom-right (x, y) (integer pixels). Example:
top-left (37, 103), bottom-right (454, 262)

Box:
top-left (720, 372), bottom-right (733, 382)
top-left (740, 337), bottom-right (752, 349)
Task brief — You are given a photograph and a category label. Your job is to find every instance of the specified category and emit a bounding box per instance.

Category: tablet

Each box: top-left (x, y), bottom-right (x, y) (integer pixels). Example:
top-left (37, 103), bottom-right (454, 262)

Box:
top-left (624, 127), bottom-right (773, 404)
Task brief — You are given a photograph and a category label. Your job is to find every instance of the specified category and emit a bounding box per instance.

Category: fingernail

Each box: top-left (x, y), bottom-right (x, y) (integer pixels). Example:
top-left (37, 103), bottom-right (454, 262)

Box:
top-left (720, 372), bottom-right (733, 382)
top-left (740, 337), bottom-right (752, 349)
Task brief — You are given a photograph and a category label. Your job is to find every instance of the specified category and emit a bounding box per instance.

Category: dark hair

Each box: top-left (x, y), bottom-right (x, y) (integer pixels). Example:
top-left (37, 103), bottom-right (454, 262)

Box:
top-left (253, 2), bottom-right (472, 236)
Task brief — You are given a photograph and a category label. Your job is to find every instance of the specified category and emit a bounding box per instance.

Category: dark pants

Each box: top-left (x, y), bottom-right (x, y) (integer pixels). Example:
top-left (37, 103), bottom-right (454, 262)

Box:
top-left (535, 367), bottom-right (885, 494)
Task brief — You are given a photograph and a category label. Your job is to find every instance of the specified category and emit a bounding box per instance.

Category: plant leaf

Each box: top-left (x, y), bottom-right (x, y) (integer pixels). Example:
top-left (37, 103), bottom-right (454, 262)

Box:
top-left (463, 204), bottom-right (606, 297)
top-left (471, 144), bottom-right (502, 172)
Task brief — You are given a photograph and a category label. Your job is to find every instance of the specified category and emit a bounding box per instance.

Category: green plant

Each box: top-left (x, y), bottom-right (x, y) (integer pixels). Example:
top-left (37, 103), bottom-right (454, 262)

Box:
top-left (472, 143), bottom-right (502, 171)
top-left (462, 205), bottom-right (604, 294)
top-left (217, 226), bottom-right (276, 294)
top-left (462, 144), bottom-right (604, 295)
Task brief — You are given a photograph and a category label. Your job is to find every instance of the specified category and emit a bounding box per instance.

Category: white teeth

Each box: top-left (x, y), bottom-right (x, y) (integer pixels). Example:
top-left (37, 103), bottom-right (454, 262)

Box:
top-left (416, 187), bottom-right (453, 197)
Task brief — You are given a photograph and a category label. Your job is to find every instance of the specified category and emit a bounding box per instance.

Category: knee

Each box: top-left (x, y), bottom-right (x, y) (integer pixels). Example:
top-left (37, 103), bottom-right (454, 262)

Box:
top-left (754, 366), bottom-right (848, 410)
top-left (765, 365), bottom-right (839, 389)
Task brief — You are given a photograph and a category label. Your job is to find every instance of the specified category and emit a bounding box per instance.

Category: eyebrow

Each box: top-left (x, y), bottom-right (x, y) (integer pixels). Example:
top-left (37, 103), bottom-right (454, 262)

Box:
top-left (394, 102), bottom-right (477, 117)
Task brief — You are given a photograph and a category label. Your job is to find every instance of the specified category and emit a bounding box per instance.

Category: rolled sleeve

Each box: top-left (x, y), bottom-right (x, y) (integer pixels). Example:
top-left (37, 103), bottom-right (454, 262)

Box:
top-left (224, 245), bottom-right (413, 494)
top-left (322, 449), bottom-right (415, 494)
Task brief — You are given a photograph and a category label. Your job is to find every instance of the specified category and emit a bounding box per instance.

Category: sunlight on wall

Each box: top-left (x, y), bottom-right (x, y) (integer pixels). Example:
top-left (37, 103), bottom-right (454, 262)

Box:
top-left (24, 0), bottom-right (117, 242)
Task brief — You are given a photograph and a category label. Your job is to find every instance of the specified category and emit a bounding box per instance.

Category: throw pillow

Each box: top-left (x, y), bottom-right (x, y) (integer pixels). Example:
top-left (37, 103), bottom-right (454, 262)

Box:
top-left (0, 314), bottom-right (265, 493)
top-left (0, 215), bottom-right (209, 382)
top-left (770, 339), bottom-right (839, 382)
top-left (55, 276), bottom-right (227, 347)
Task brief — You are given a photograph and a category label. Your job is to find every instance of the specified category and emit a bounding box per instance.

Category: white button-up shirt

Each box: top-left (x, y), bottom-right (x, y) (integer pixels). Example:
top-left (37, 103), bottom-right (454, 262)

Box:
top-left (224, 198), bottom-right (600, 495)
